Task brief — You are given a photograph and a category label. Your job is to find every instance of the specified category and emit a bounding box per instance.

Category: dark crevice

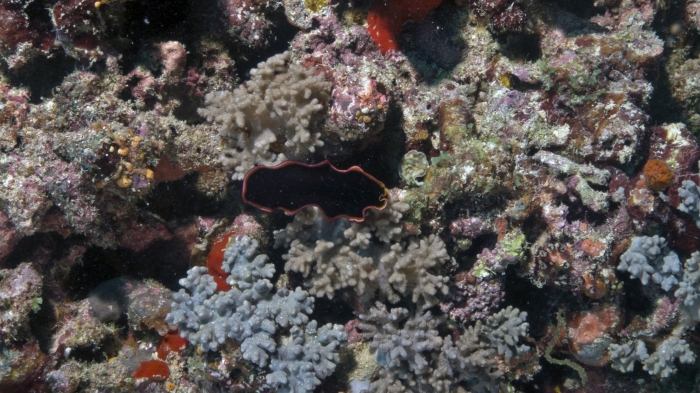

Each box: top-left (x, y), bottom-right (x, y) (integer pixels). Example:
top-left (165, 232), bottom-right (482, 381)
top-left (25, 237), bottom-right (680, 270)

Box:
top-left (522, 209), bottom-right (547, 244)
top-left (64, 247), bottom-right (122, 300)
top-left (140, 172), bottom-right (242, 222)
top-left (121, 0), bottom-right (191, 43)
top-left (504, 266), bottom-right (562, 339)
top-left (330, 101), bottom-right (406, 189)
top-left (543, 0), bottom-right (605, 21)
top-left (7, 53), bottom-right (79, 103)
top-left (497, 33), bottom-right (542, 62)
top-left (232, 12), bottom-right (300, 81)
top-left (312, 295), bottom-right (355, 326)
top-left (647, 0), bottom-right (694, 126)
top-left (449, 233), bottom-right (500, 272)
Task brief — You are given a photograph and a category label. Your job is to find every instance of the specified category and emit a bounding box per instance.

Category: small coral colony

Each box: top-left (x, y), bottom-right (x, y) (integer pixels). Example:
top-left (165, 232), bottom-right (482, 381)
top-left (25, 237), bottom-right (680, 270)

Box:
top-left (3, 0), bottom-right (700, 392)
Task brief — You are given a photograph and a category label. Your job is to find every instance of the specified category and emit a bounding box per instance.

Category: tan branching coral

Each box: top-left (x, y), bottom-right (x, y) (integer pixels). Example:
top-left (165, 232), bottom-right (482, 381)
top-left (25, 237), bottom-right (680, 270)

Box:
top-left (198, 51), bottom-right (331, 180)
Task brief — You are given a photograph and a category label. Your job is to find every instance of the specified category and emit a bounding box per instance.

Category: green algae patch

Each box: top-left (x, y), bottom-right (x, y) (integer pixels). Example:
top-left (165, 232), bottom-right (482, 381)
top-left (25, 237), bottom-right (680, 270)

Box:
top-left (501, 231), bottom-right (526, 260)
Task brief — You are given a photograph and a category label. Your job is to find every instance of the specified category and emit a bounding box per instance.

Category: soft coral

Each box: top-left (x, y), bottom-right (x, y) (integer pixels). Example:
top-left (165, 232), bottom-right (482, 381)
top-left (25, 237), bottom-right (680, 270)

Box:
top-left (367, 0), bottom-right (442, 54)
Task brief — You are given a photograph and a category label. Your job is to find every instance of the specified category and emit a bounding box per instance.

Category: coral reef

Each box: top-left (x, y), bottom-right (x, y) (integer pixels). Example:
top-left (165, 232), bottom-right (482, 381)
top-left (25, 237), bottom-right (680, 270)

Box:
top-left (3, 0), bottom-right (700, 391)
top-left (609, 337), bottom-right (696, 378)
top-left (399, 150), bottom-right (429, 186)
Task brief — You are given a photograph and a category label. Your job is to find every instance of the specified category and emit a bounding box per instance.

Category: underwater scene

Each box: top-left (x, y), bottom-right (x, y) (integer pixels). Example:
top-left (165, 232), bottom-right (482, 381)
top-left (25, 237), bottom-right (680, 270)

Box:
top-left (3, 0), bottom-right (700, 392)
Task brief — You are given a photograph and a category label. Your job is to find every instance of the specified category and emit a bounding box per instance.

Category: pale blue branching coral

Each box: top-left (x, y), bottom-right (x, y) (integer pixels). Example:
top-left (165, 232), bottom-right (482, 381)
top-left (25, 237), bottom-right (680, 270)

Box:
top-left (359, 303), bottom-right (444, 375)
top-left (643, 337), bottom-right (695, 378)
top-left (613, 236), bottom-right (700, 378)
top-left (608, 340), bottom-right (649, 373)
top-left (267, 321), bottom-right (347, 393)
top-left (359, 303), bottom-right (532, 393)
top-left (617, 235), bottom-right (682, 291)
top-left (609, 336), bottom-right (695, 378)
top-left (166, 236), bottom-right (346, 392)
top-left (678, 179), bottom-right (700, 227)
top-left (618, 236), bottom-right (700, 315)
top-left (482, 306), bottom-right (530, 361)
top-left (675, 252), bottom-right (700, 314)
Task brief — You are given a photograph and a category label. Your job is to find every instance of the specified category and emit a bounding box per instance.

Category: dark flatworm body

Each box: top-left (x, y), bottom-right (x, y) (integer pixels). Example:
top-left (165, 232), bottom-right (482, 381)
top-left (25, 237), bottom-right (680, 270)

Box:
top-left (242, 160), bottom-right (388, 222)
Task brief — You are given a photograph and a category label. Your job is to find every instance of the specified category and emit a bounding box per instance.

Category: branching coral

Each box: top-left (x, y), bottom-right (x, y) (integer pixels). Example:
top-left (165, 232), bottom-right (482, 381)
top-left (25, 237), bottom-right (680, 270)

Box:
top-left (609, 337), bottom-right (695, 378)
top-left (617, 235), bottom-right (682, 291)
top-left (678, 179), bottom-right (700, 227)
top-left (166, 236), bottom-right (346, 392)
top-left (360, 303), bottom-right (532, 393)
top-left (675, 252), bottom-right (700, 315)
top-left (274, 192), bottom-right (448, 308)
top-left (609, 340), bottom-right (649, 373)
top-left (198, 51), bottom-right (331, 180)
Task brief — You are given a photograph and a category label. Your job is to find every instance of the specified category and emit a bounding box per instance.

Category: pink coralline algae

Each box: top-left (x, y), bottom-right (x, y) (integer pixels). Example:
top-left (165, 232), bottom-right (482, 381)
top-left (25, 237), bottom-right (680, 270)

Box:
top-left (467, 0), bottom-right (528, 33)
top-left (450, 216), bottom-right (494, 239)
top-left (219, 0), bottom-right (281, 50)
top-left (441, 271), bottom-right (505, 323)
top-left (292, 12), bottom-right (390, 143)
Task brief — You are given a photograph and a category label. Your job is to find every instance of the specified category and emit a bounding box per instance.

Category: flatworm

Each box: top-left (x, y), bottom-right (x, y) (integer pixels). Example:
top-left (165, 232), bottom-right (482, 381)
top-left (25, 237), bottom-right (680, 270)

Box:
top-left (242, 160), bottom-right (388, 222)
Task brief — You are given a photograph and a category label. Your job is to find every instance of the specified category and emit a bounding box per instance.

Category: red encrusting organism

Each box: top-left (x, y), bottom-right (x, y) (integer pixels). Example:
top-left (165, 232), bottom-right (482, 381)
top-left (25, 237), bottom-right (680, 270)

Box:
top-left (206, 231), bottom-right (237, 291)
top-left (133, 359), bottom-right (170, 381)
top-left (156, 330), bottom-right (189, 359)
top-left (367, 0), bottom-right (443, 54)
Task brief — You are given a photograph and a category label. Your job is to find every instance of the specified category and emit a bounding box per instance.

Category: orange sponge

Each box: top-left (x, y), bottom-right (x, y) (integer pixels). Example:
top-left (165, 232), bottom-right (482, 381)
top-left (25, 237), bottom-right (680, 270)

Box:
top-left (643, 159), bottom-right (674, 191)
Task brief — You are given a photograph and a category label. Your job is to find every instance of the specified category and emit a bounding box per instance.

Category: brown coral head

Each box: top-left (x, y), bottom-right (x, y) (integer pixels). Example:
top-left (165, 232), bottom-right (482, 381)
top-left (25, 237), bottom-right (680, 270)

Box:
top-left (643, 159), bottom-right (674, 191)
top-left (242, 160), bottom-right (388, 222)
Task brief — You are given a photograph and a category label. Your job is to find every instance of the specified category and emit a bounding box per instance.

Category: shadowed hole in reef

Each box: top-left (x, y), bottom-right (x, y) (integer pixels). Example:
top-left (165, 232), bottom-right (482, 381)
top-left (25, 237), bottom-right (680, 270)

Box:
top-left (7, 54), bottom-right (78, 104)
top-left (311, 295), bottom-right (355, 327)
top-left (65, 247), bottom-right (122, 300)
top-left (232, 12), bottom-right (300, 81)
top-left (618, 272), bottom-right (655, 316)
top-left (449, 233), bottom-right (500, 272)
top-left (29, 284), bottom-right (57, 352)
top-left (647, 0), bottom-right (691, 127)
top-left (116, 0), bottom-right (191, 74)
top-left (522, 209), bottom-right (547, 244)
top-left (543, 0), bottom-right (604, 20)
top-left (140, 172), bottom-right (242, 221)
top-left (503, 267), bottom-right (559, 340)
top-left (331, 100), bottom-right (406, 189)
top-left (496, 33), bottom-right (542, 62)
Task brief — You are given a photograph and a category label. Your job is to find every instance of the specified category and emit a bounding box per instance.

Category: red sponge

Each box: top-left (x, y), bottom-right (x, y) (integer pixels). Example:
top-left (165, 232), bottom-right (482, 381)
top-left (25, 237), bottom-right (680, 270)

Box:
top-left (367, 0), bottom-right (442, 53)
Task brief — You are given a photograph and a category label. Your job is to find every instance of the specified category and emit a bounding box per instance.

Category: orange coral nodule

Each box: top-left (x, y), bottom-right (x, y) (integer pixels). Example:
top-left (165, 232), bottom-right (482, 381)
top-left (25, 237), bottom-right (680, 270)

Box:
top-left (367, 0), bottom-right (443, 54)
top-left (643, 159), bottom-right (674, 191)
top-left (206, 231), bottom-right (236, 291)
top-left (133, 359), bottom-right (170, 381)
